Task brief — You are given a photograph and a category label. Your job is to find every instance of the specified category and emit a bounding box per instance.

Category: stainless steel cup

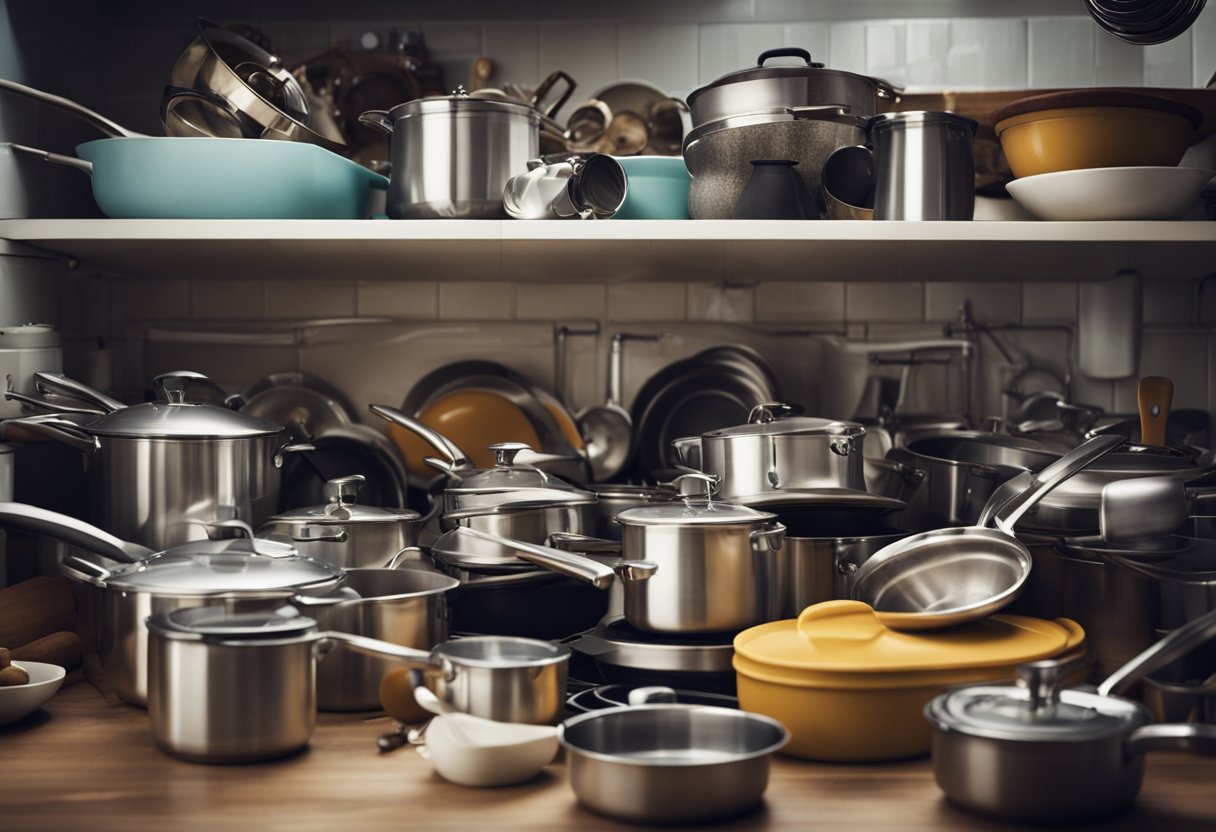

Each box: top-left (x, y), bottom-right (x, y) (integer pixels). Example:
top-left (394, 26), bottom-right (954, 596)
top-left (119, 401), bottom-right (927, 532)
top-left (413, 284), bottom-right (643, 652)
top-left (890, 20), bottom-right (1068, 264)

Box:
top-left (869, 111), bottom-right (977, 221)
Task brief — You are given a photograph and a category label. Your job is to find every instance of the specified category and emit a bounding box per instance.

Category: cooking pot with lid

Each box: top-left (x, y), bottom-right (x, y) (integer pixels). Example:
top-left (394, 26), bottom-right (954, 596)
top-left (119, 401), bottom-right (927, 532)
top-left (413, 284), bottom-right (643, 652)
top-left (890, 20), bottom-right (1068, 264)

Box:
top-left (682, 49), bottom-right (898, 219)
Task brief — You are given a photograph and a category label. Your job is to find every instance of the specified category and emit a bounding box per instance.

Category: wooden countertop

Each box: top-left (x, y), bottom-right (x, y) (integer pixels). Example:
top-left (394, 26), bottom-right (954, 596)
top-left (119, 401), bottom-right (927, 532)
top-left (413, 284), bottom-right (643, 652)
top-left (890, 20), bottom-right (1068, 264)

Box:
top-left (1, 682), bottom-right (1213, 832)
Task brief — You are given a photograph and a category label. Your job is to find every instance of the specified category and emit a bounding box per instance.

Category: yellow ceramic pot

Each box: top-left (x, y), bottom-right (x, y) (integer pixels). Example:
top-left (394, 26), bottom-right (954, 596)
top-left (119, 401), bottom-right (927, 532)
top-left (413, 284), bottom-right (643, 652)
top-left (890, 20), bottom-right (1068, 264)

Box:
top-left (996, 107), bottom-right (1194, 179)
top-left (733, 600), bottom-right (1086, 762)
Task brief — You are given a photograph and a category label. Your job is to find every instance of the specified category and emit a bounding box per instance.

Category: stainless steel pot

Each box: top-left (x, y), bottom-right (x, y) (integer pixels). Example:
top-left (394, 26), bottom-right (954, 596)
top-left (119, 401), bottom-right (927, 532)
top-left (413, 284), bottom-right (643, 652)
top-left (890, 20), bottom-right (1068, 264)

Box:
top-left (925, 609), bottom-right (1216, 823)
top-left (291, 568), bottom-right (459, 711)
top-left (146, 606), bottom-right (571, 763)
top-left (868, 111), bottom-right (978, 221)
top-left (585, 482), bottom-right (677, 540)
top-left (5, 371), bottom-right (303, 549)
top-left (887, 432), bottom-right (1058, 530)
top-left (359, 92), bottom-right (540, 219)
top-left (258, 474), bottom-right (422, 569)
top-left (673, 403), bottom-right (866, 500)
top-left (686, 48), bottom-right (898, 130)
top-left (614, 474), bottom-right (785, 634)
top-left (559, 693), bottom-right (789, 824)
top-left (0, 502), bottom-right (344, 707)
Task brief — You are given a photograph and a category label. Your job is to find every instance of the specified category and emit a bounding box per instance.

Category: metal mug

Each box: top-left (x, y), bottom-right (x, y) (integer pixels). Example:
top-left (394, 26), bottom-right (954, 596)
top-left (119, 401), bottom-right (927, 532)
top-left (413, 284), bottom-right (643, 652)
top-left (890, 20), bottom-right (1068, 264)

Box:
top-left (502, 153), bottom-right (627, 220)
top-left (868, 111), bottom-right (977, 221)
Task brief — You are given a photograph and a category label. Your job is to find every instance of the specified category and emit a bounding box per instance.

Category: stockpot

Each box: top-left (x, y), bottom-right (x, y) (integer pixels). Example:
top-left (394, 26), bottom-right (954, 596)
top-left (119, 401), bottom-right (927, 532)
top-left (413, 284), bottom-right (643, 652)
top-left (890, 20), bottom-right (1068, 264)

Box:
top-left (0, 502), bottom-right (344, 707)
top-left (146, 606), bottom-right (570, 762)
top-left (5, 371), bottom-right (304, 549)
top-left (925, 608), bottom-right (1216, 823)
top-left (887, 432), bottom-right (1058, 529)
top-left (360, 92), bottom-right (539, 219)
top-left (682, 49), bottom-right (897, 219)
top-left (672, 403), bottom-right (866, 500)
top-left (258, 474), bottom-right (423, 569)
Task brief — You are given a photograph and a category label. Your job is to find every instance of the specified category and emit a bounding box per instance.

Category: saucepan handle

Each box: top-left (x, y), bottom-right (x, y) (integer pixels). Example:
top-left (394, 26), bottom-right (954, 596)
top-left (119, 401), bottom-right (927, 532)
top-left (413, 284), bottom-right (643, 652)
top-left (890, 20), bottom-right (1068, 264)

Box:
top-left (989, 434), bottom-right (1124, 532)
top-left (1098, 607), bottom-right (1216, 697)
top-left (1127, 724), bottom-right (1216, 757)
top-left (314, 630), bottom-right (443, 675)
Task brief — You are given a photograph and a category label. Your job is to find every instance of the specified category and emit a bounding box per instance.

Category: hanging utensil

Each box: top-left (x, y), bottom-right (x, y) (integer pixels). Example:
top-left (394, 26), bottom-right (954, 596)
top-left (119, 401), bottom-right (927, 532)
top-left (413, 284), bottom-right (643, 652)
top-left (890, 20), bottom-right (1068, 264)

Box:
top-left (577, 333), bottom-right (657, 482)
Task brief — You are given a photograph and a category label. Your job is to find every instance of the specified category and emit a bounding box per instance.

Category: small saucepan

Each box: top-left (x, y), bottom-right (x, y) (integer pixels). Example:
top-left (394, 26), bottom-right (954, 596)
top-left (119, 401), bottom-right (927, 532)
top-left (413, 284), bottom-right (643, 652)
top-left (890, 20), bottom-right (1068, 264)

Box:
top-left (147, 605), bottom-right (570, 763)
top-left (926, 607), bottom-right (1216, 823)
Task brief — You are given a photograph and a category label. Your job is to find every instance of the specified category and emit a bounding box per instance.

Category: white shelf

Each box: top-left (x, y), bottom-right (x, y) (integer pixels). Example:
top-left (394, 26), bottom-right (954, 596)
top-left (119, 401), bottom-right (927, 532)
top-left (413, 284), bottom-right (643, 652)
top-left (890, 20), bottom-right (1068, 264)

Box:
top-left (1, 218), bottom-right (1211, 282)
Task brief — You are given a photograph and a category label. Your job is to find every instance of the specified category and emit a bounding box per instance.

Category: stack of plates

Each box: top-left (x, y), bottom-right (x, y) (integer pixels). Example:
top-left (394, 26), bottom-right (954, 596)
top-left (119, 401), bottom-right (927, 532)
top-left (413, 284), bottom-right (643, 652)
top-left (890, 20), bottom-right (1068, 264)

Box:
top-left (1084, 0), bottom-right (1206, 45)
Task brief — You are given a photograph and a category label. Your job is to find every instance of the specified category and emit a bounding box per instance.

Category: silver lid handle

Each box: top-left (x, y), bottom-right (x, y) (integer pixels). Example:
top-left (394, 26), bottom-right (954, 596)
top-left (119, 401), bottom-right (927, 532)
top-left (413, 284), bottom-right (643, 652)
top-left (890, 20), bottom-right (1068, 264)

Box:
top-left (490, 442), bottom-right (531, 467)
top-left (1017, 660), bottom-right (1063, 712)
top-left (154, 370), bottom-right (209, 405)
top-left (748, 402), bottom-right (793, 424)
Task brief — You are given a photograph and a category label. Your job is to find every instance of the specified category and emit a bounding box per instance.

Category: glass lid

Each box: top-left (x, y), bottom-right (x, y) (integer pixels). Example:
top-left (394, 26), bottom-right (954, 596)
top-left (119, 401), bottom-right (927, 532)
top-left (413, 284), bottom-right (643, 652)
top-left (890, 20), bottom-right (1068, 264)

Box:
top-left (149, 605), bottom-right (318, 641)
top-left (269, 475), bottom-right (421, 524)
top-left (703, 403), bottom-right (864, 440)
top-left (616, 473), bottom-right (777, 526)
top-left (87, 371), bottom-right (282, 439)
top-left (104, 540), bottom-right (344, 596)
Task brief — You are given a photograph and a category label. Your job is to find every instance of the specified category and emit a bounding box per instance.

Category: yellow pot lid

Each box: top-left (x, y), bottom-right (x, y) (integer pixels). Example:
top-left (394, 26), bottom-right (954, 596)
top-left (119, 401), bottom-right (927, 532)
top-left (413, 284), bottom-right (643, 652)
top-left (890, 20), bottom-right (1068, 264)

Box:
top-left (734, 601), bottom-right (1083, 688)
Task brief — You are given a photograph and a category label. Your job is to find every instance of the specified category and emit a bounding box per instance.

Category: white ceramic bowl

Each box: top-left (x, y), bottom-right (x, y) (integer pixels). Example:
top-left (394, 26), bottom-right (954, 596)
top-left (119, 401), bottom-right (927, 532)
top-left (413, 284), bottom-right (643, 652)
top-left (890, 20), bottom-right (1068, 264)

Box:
top-left (0, 661), bottom-right (66, 725)
top-left (417, 712), bottom-right (559, 787)
top-left (1006, 166), bottom-right (1215, 221)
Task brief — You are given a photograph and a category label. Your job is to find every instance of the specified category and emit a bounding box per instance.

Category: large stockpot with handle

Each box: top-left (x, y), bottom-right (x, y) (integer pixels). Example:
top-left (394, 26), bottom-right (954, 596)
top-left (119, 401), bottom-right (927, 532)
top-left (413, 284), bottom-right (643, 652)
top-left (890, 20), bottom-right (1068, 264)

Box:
top-left (359, 92), bottom-right (540, 219)
top-left (682, 49), bottom-right (898, 219)
top-left (6, 371), bottom-right (306, 550)
top-left (0, 502), bottom-right (344, 707)
top-left (671, 403), bottom-right (867, 500)
top-left (925, 608), bottom-right (1216, 823)
top-left (146, 606), bottom-right (570, 763)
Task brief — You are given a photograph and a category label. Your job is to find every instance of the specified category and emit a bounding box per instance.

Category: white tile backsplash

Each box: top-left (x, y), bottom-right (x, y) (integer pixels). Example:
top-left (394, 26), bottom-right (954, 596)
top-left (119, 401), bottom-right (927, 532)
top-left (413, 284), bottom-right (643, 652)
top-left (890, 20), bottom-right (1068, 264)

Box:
top-left (1143, 29), bottom-right (1194, 87)
top-left (865, 21), bottom-right (908, 87)
top-left (539, 24), bottom-right (619, 108)
top-left (607, 283), bottom-right (686, 322)
top-left (846, 282), bottom-right (924, 323)
top-left (1028, 17), bottom-right (1095, 88)
top-left (781, 23), bottom-right (831, 66)
top-left (925, 282), bottom-right (1022, 324)
top-left (755, 282), bottom-right (844, 324)
top-left (947, 19), bottom-right (1028, 90)
top-left (699, 23), bottom-right (786, 85)
top-left (1194, 3), bottom-right (1216, 87)
top-left (619, 24), bottom-right (699, 95)
top-left (905, 20), bottom-right (950, 88)
top-left (438, 281), bottom-right (516, 320)
top-left (829, 22), bottom-right (867, 75)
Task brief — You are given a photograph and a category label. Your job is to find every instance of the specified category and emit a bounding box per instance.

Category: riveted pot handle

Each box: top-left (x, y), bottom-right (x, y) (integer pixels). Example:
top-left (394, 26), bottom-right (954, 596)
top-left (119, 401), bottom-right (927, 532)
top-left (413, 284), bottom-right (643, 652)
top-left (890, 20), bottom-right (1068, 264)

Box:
top-left (757, 47), bottom-right (821, 68)
top-left (358, 110), bottom-right (394, 135)
top-left (0, 501), bottom-right (150, 563)
top-left (274, 442), bottom-right (315, 469)
top-left (453, 527), bottom-right (617, 590)
top-left (317, 630), bottom-right (440, 674)
top-left (750, 522), bottom-right (786, 553)
top-left (1, 415), bottom-right (100, 456)
top-left (1128, 724), bottom-right (1216, 758)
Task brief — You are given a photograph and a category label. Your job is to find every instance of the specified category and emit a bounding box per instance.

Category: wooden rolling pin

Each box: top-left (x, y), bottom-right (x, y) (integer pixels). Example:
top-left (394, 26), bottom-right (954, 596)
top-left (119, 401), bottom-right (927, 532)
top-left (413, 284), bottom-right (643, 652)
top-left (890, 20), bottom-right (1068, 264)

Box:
top-left (0, 576), bottom-right (77, 649)
top-left (10, 631), bottom-right (83, 670)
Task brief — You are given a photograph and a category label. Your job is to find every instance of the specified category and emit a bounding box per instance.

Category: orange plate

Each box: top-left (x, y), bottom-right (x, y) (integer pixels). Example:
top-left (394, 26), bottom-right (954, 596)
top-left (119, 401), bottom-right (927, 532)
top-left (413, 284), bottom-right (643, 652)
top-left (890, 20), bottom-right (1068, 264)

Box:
top-left (389, 389), bottom-right (542, 477)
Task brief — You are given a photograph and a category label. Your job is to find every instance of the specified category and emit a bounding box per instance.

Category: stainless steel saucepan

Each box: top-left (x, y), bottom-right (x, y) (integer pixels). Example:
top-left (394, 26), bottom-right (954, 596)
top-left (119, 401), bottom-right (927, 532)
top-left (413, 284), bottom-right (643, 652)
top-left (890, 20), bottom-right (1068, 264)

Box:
top-left (146, 605), bottom-right (570, 763)
top-left (926, 607), bottom-right (1216, 823)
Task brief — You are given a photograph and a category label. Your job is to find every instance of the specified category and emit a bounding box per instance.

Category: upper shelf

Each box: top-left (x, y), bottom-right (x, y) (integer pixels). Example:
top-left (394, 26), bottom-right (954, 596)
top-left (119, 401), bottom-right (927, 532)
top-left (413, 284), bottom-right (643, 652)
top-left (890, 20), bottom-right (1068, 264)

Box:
top-left (1, 218), bottom-right (1212, 283)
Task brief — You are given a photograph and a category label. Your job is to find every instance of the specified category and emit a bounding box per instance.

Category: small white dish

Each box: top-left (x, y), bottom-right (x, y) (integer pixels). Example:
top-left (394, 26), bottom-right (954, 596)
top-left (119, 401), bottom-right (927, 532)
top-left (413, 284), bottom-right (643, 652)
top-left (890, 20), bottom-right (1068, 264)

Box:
top-left (1006, 165), bottom-right (1215, 221)
top-left (417, 713), bottom-right (559, 787)
top-left (0, 661), bottom-right (66, 725)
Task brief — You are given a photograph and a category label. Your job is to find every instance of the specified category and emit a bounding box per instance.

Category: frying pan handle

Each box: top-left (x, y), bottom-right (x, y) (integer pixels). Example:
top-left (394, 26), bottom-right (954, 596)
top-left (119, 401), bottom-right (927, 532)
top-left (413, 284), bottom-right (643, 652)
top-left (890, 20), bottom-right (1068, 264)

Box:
top-left (1098, 607), bottom-right (1216, 697)
top-left (7, 143), bottom-right (93, 175)
top-left (531, 70), bottom-right (576, 120)
top-left (990, 434), bottom-right (1124, 532)
top-left (1127, 724), bottom-right (1216, 758)
top-left (452, 526), bottom-right (618, 590)
top-left (1, 414), bottom-right (100, 456)
top-left (34, 371), bottom-right (125, 413)
top-left (0, 78), bottom-right (143, 138)
top-left (0, 501), bottom-right (151, 563)
top-left (369, 403), bottom-right (472, 471)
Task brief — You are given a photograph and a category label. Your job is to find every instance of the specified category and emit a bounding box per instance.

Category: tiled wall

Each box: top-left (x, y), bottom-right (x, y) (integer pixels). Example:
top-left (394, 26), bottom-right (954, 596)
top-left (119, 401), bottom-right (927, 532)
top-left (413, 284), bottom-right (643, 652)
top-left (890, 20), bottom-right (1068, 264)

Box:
top-left (6, 1), bottom-right (1216, 438)
top-left (80, 1), bottom-right (1216, 136)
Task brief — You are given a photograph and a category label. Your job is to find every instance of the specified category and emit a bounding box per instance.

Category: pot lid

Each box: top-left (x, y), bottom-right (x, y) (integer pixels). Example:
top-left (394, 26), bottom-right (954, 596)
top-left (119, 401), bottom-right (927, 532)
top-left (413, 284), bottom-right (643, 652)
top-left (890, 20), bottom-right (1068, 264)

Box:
top-left (702, 403), bottom-right (865, 441)
top-left (0, 323), bottom-right (59, 349)
top-left (927, 661), bottom-right (1147, 743)
top-left (268, 475), bottom-right (420, 525)
top-left (148, 605), bottom-right (319, 641)
top-left (687, 47), bottom-right (895, 108)
top-left (86, 372), bottom-right (282, 439)
top-left (429, 527), bottom-right (539, 572)
top-left (728, 487), bottom-right (905, 513)
top-left (445, 443), bottom-right (594, 504)
top-left (103, 537), bottom-right (344, 596)
top-left (733, 601), bottom-right (1082, 689)
top-left (616, 474), bottom-right (777, 527)
top-left (391, 87), bottom-right (539, 120)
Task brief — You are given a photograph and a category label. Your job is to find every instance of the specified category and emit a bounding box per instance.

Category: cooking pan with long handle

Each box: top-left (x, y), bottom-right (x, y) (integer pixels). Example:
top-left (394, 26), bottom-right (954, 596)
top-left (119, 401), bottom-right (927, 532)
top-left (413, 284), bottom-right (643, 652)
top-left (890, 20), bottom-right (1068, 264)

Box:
top-left (0, 79), bottom-right (387, 219)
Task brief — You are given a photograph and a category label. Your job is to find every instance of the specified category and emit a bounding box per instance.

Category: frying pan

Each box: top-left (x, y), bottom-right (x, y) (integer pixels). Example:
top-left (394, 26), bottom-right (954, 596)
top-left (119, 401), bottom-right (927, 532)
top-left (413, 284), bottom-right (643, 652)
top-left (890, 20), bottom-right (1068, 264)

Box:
top-left (628, 346), bottom-right (780, 479)
top-left (396, 360), bottom-right (584, 477)
top-left (0, 79), bottom-right (387, 219)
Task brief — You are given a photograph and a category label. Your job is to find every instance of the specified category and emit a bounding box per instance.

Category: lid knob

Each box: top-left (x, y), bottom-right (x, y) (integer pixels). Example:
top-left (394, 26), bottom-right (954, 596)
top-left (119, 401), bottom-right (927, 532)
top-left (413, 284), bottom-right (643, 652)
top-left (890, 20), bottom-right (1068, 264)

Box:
top-left (325, 474), bottom-right (365, 516)
top-left (490, 442), bottom-right (531, 467)
top-left (671, 472), bottom-right (718, 506)
top-left (1016, 659), bottom-right (1063, 712)
top-left (154, 370), bottom-right (209, 405)
top-left (748, 402), bottom-right (793, 424)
